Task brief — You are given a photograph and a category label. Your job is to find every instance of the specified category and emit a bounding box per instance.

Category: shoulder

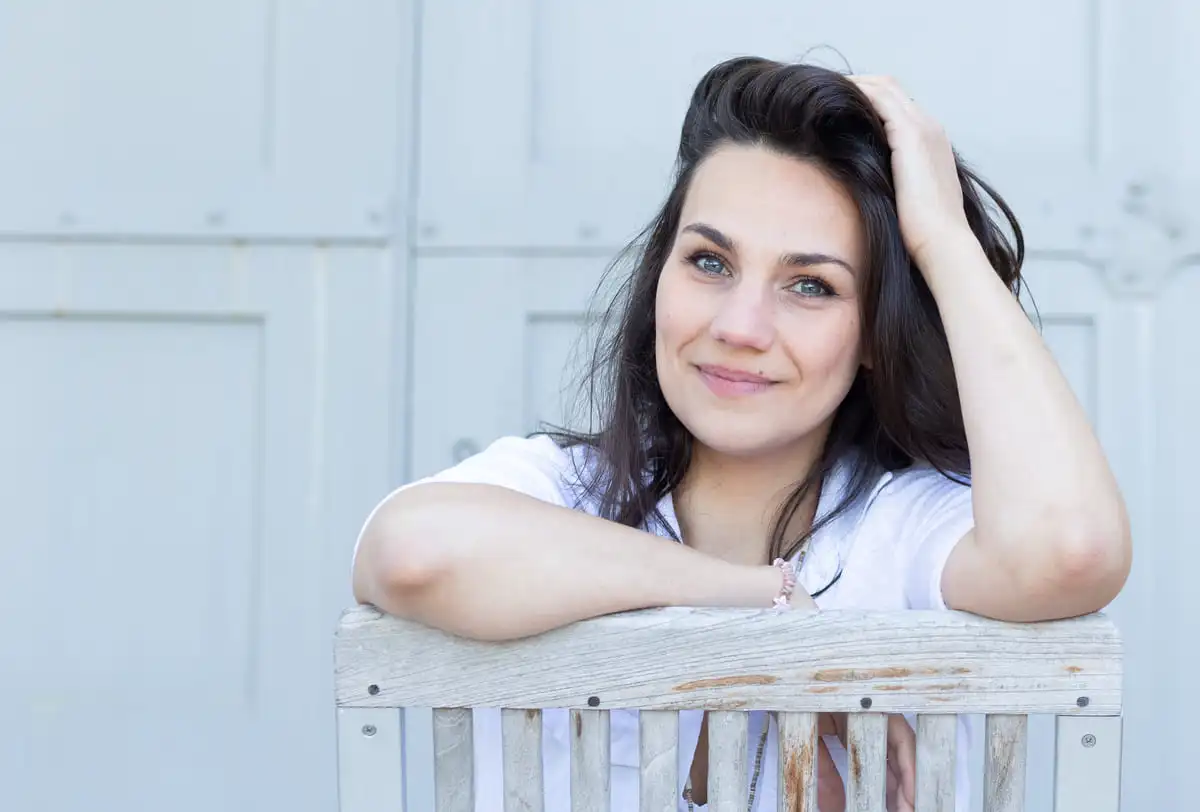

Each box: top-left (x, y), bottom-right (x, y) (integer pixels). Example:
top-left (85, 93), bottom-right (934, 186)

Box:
top-left (405, 433), bottom-right (605, 511)
top-left (869, 462), bottom-right (972, 520)
top-left (858, 462), bottom-right (974, 610)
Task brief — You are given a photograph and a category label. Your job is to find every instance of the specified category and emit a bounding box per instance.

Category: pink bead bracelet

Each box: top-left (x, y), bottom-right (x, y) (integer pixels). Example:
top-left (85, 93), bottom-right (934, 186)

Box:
top-left (772, 557), bottom-right (797, 610)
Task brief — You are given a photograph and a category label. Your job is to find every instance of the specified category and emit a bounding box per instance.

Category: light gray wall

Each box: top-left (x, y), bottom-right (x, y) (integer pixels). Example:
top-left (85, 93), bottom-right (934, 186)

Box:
top-left (1, 1), bottom-right (1196, 810)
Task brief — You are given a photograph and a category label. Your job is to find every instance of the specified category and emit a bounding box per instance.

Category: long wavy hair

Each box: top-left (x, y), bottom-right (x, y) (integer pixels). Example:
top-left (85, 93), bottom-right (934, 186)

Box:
top-left (545, 57), bottom-right (1024, 579)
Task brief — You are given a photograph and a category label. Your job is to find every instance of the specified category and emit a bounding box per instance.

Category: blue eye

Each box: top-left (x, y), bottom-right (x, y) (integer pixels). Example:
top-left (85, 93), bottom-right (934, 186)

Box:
top-left (790, 277), bottom-right (833, 297)
top-left (689, 252), bottom-right (727, 276)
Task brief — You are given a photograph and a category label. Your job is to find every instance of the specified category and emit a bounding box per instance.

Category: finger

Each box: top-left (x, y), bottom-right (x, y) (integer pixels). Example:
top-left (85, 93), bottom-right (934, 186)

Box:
top-left (849, 75), bottom-right (926, 127)
top-left (850, 75), bottom-right (917, 106)
top-left (847, 78), bottom-right (917, 134)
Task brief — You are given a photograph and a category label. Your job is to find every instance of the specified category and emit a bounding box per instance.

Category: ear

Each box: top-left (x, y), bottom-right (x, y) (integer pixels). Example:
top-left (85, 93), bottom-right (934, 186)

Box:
top-left (859, 347), bottom-right (873, 371)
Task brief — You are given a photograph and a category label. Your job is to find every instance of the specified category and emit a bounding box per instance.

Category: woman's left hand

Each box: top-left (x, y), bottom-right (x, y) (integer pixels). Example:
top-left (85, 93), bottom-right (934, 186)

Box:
top-left (847, 74), bottom-right (975, 266)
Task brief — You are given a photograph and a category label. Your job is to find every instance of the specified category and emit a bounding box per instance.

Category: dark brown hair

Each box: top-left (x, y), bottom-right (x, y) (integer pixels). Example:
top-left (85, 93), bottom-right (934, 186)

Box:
top-left (545, 57), bottom-right (1024, 581)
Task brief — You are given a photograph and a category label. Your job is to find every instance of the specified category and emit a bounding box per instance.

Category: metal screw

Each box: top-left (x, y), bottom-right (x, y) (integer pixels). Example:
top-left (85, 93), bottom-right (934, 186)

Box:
top-left (368, 684), bottom-right (380, 696)
top-left (587, 696), bottom-right (600, 707)
top-left (1076, 696), bottom-right (1090, 708)
top-left (860, 697), bottom-right (872, 709)
top-left (362, 724), bottom-right (377, 737)
top-left (1081, 734), bottom-right (1096, 748)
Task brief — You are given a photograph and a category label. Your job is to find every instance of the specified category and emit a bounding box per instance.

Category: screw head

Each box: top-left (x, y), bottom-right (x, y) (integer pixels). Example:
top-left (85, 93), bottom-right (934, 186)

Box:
top-left (1082, 734), bottom-right (1097, 748)
top-left (367, 684), bottom-right (380, 696)
top-left (587, 696), bottom-right (600, 707)
top-left (362, 724), bottom-right (377, 737)
top-left (1076, 696), bottom-right (1090, 708)
top-left (860, 697), bottom-right (872, 709)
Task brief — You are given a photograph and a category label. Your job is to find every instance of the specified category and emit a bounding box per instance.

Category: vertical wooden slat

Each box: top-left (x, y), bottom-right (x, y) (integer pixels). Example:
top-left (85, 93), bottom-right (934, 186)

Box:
top-left (846, 713), bottom-right (888, 812)
top-left (708, 711), bottom-right (749, 812)
top-left (502, 708), bottom-right (544, 812)
top-left (337, 707), bottom-right (406, 812)
top-left (1053, 715), bottom-right (1122, 812)
top-left (984, 714), bottom-right (1028, 812)
top-left (570, 709), bottom-right (610, 812)
top-left (639, 710), bottom-right (678, 812)
top-left (777, 712), bottom-right (819, 812)
top-left (433, 707), bottom-right (474, 812)
top-left (916, 714), bottom-right (957, 812)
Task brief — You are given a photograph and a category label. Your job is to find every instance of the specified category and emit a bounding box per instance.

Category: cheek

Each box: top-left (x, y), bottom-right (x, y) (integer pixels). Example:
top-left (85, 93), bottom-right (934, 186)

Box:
top-left (654, 267), bottom-right (701, 349)
top-left (789, 310), bottom-right (863, 377)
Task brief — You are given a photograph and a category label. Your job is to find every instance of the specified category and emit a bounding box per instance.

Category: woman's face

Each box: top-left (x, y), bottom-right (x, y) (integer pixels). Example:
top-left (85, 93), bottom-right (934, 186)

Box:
top-left (655, 143), bottom-right (868, 459)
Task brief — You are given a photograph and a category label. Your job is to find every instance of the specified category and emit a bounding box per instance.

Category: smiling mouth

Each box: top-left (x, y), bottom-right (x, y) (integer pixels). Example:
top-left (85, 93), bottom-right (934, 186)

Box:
top-left (694, 364), bottom-right (777, 397)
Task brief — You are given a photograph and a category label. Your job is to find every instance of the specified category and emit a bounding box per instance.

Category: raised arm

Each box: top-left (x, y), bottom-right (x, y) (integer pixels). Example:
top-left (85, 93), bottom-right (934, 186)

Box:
top-left (850, 75), bottom-right (1131, 621)
top-left (352, 480), bottom-right (794, 641)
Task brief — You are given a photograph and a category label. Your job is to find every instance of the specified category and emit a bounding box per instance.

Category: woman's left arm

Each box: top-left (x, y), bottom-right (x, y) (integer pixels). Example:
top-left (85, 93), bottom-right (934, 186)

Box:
top-left (851, 75), bottom-right (1132, 621)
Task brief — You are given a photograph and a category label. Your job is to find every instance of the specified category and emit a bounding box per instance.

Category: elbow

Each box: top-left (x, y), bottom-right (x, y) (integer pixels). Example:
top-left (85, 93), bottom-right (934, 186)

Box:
top-left (1044, 515), bottom-right (1132, 614)
top-left (352, 496), bottom-right (446, 611)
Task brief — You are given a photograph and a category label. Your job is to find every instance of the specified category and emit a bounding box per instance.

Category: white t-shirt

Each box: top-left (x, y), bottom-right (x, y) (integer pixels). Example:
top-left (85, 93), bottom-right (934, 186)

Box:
top-left (353, 434), bottom-right (978, 812)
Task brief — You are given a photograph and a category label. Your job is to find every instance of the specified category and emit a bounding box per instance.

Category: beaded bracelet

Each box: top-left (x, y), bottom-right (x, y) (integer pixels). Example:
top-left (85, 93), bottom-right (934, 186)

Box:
top-left (771, 557), bottom-right (797, 610)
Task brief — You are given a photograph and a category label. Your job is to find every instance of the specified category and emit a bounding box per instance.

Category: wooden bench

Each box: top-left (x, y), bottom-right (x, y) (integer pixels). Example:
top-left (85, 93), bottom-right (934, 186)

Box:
top-left (334, 606), bottom-right (1123, 811)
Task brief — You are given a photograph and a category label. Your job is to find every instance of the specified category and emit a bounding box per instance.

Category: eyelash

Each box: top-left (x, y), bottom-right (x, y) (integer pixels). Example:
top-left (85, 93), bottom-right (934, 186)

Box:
top-left (684, 250), bottom-right (835, 298)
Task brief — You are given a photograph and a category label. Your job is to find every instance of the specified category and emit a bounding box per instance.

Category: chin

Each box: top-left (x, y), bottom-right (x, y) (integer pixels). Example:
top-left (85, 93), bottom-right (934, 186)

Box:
top-left (681, 416), bottom-right (800, 459)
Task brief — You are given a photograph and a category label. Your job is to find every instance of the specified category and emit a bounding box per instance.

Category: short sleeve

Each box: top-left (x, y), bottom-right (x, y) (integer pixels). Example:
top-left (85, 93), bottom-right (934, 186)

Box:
top-left (883, 467), bottom-right (976, 610)
top-left (351, 434), bottom-right (575, 570)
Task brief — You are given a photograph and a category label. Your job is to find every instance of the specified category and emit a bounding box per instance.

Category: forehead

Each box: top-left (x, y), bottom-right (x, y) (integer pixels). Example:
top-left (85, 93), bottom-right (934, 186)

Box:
top-left (679, 144), bottom-right (864, 260)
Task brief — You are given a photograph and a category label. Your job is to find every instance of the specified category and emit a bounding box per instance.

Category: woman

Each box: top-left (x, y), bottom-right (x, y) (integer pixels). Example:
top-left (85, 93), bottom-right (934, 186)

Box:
top-left (351, 58), bottom-right (1131, 812)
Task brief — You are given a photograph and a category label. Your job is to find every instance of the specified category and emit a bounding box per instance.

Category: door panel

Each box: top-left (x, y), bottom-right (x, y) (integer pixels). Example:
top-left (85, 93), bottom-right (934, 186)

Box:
top-left (412, 255), bottom-right (609, 479)
top-left (0, 242), bottom-right (393, 812)
top-left (417, 0), bottom-right (1096, 250)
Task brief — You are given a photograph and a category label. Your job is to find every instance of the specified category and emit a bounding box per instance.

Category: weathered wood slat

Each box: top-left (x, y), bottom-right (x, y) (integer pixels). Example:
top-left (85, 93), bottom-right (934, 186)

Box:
top-left (570, 709), bottom-right (609, 812)
top-left (916, 714), bottom-right (957, 812)
top-left (846, 713), bottom-right (888, 812)
top-left (502, 708), bottom-right (543, 812)
top-left (1053, 715), bottom-right (1122, 812)
top-left (777, 712), bottom-right (819, 812)
top-left (336, 708), bottom-right (405, 812)
top-left (433, 707), bottom-right (474, 812)
top-left (639, 710), bottom-right (678, 812)
top-left (336, 607), bottom-right (1121, 714)
top-left (708, 711), bottom-right (748, 812)
top-left (983, 714), bottom-right (1027, 812)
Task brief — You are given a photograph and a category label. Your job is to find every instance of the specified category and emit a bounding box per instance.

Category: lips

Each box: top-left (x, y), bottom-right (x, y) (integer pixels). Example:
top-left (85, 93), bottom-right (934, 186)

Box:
top-left (695, 364), bottom-right (776, 397)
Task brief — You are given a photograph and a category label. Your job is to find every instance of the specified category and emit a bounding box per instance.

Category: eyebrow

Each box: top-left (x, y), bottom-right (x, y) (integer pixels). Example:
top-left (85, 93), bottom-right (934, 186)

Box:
top-left (680, 222), bottom-right (857, 275)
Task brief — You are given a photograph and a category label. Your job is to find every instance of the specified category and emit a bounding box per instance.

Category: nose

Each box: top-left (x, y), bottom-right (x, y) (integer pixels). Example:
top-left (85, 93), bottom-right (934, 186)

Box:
top-left (709, 280), bottom-right (775, 351)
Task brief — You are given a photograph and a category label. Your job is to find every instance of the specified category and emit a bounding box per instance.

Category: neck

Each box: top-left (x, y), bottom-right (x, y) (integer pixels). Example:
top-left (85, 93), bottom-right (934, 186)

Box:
top-left (673, 435), bottom-right (827, 565)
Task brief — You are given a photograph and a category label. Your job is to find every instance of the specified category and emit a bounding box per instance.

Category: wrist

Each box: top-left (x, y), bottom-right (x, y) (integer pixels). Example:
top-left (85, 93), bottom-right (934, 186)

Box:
top-left (912, 226), bottom-right (985, 275)
top-left (686, 561), bottom-right (790, 609)
top-left (755, 561), bottom-right (816, 610)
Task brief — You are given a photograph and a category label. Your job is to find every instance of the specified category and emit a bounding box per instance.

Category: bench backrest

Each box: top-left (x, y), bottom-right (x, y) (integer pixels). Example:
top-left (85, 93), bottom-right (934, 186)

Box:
top-left (334, 606), bottom-right (1123, 811)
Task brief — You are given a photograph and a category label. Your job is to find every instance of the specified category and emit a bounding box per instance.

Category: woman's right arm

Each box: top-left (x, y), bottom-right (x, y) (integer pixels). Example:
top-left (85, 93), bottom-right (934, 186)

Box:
top-left (351, 482), bottom-right (789, 641)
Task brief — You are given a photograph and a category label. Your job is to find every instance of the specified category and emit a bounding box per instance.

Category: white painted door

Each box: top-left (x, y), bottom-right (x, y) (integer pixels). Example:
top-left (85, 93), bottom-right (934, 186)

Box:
top-left (0, 2), bottom-right (410, 810)
top-left (0, 243), bottom-right (393, 811)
